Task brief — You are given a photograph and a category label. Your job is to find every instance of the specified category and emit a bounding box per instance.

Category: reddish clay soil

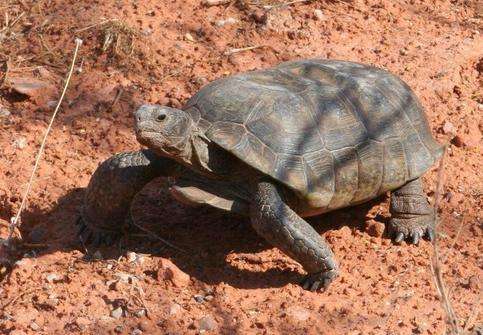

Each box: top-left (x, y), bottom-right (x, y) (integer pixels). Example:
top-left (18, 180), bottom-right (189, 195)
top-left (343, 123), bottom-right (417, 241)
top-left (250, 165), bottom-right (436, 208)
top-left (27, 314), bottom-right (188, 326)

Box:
top-left (0, 0), bottom-right (482, 334)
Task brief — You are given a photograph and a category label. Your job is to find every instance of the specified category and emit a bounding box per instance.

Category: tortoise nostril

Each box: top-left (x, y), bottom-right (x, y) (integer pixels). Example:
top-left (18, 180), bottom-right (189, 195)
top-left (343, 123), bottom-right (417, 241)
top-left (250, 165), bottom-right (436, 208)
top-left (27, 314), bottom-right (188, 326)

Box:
top-left (157, 114), bottom-right (167, 122)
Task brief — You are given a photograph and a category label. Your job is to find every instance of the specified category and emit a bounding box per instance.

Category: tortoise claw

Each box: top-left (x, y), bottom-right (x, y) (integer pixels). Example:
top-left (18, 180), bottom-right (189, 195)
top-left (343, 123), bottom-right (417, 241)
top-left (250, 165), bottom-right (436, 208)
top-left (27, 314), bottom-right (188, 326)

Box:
top-left (426, 228), bottom-right (435, 242)
top-left (77, 215), bottom-right (120, 247)
top-left (411, 232), bottom-right (420, 245)
top-left (301, 269), bottom-right (339, 292)
top-left (394, 232), bottom-right (405, 243)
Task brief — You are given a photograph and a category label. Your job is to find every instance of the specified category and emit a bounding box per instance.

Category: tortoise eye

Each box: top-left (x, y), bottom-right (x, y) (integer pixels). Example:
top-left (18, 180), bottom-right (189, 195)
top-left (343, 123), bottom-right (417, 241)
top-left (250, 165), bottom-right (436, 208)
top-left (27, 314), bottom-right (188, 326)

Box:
top-left (156, 113), bottom-right (167, 122)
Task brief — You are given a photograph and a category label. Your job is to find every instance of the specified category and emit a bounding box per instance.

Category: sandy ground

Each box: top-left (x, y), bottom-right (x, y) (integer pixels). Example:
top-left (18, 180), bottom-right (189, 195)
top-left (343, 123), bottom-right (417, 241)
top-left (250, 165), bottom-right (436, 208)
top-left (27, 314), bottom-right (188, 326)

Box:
top-left (0, 0), bottom-right (481, 334)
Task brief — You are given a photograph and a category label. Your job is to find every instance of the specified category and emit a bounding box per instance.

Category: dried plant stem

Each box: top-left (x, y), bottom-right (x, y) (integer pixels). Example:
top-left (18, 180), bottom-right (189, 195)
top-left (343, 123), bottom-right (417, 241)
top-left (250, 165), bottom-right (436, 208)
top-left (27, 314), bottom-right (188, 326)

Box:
top-left (7, 38), bottom-right (83, 243)
top-left (202, 0), bottom-right (231, 6)
top-left (224, 45), bottom-right (265, 55)
top-left (430, 148), bottom-right (461, 335)
top-left (263, 0), bottom-right (312, 10)
top-left (128, 212), bottom-right (186, 253)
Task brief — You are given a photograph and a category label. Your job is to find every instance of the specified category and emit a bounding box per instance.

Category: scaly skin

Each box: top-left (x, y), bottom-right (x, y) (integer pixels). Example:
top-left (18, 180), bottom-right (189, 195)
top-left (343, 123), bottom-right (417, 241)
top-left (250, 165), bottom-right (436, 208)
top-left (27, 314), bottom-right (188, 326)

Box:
top-left (389, 177), bottom-right (435, 244)
top-left (250, 180), bottom-right (339, 291)
top-left (79, 149), bottom-right (180, 245)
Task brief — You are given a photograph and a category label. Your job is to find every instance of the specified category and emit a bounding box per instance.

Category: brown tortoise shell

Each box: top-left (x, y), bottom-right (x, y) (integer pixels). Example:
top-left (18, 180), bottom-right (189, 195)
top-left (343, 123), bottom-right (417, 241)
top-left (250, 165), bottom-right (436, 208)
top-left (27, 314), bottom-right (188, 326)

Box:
top-left (183, 59), bottom-right (443, 210)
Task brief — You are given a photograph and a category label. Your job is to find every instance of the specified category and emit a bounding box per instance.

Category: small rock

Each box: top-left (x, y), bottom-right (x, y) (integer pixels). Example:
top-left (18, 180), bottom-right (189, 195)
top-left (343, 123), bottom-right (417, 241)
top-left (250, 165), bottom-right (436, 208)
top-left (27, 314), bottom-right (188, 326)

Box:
top-left (138, 320), bottom-right (149, 331)
top-left (313, 9), bottom-right (325, 21)
top-left (168, 303), bottom-right (182, 316)
top-left (451, 135), bottom-right (465, 147)
top-left (204, 294), bottom-right (214, 301)
top-left (442, 121), bottom-right (456, 136)
top-left (0, 107), bottom-right (10, 118)
top-left (199, 315), bottom-right (217, 332)
top-left (250, 9), bottom-right (267, 24)
top-left (134, 309), bottom-right (146, 318)
top-left (464, 275), bottom-right (480, 290)
top-left (13, 137), bottom-right (27, 149)
top-left (131, 329), bottom-right (142, 335)
top-left (194, 294), bottom-right (205, 303)
top-left (114, 325), bottom-right (123, 333)
top-left (365, 220), bottom-right (385, 237)
top-left (111, 307), bottom-right (123, 319)
top-left (30, 322), bottom-right (41, 331)
top-left (28, 224), bottom-right (47, 242)
top-left (285, 306), bottom-right (311, 322)
top-left (9, 77), bottom-right (53, 98)
top-left (92, 250), bottom-right (103, 260)
top-left (185, 33), bottom-right (195, 42)
top-left (126, 251), bottom-right (137, 262)
top-left (158, 259), bottom-right (190, 288)
top-left (75, 317), bottom-right (91, 329)
top-left (215, 17), bottom-right (238, 27)
top-left (45, 273), bottom-right (60, 283)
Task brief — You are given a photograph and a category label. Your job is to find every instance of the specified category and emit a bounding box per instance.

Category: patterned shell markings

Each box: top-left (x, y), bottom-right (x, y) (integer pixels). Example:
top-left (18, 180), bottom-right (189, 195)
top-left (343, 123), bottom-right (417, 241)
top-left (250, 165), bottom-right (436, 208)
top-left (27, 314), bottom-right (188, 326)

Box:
top-left (184, 60), bottom-right (443, 210)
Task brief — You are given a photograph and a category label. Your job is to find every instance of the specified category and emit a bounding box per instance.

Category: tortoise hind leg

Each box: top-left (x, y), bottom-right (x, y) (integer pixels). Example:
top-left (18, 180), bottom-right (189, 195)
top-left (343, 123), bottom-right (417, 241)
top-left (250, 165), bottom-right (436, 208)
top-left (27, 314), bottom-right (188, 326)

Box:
top-left (389, 177), bottom-right (435, 244)
top-left (250, 180), bottom-right (339, 291)
top-left (79, 149), bottom-right (181, 246)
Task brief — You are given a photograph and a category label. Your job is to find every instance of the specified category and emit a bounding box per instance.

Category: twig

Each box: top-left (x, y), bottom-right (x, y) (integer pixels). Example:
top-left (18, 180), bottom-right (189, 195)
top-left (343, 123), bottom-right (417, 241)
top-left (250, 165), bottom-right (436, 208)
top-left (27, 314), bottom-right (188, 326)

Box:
top-left (107, 87), bottom-right (123, 112)
top-left (1, 288), bottom-right (42, 309)
top-left (202, 0), bottom-right (232, 6)
top-left (463, 291), bottom-right (482, 332)
top-left (128, 212), bottom-right (186, 253)
top-left (0, 59), bottom-right (8, 87)
top-left (6, 38), bottom-right (83, 244)
top-left (224, 45), bottom-right (265, 55)
top-left (75, 18), bottom-right (119, 33)
top-left (430, 148), bottom-right (462, 335)
top-left (262, 0), bottom-right (312, 10)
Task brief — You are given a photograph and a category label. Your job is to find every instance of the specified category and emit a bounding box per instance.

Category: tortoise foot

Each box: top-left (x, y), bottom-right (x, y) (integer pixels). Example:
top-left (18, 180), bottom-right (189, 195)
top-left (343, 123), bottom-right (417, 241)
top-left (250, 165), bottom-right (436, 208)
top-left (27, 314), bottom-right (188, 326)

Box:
top-left (389, 214), bottom-right (435, 245)
top-left (76, 216), bottom-right (120, 247)
top-left (301, 269), bottom-right (339, 292)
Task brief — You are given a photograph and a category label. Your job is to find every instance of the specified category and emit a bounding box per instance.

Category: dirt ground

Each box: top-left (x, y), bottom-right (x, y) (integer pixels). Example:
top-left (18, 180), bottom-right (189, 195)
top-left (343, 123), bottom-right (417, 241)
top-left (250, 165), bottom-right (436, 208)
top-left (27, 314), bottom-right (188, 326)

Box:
top-left (0, 0), bottom-right (481, 334)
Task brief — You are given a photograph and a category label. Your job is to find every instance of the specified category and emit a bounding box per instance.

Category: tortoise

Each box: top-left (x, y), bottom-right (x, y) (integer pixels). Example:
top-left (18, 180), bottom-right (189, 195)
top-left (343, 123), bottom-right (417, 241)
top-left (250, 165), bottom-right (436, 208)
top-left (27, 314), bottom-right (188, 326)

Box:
top-left (79, 59), bottom-right (443, 291)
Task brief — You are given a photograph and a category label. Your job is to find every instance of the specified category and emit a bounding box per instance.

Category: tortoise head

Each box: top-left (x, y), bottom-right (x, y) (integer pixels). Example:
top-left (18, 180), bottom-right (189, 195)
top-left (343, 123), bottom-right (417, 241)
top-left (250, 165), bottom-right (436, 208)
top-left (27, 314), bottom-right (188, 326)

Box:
top-left (135, 104), bottom-right (194, 158)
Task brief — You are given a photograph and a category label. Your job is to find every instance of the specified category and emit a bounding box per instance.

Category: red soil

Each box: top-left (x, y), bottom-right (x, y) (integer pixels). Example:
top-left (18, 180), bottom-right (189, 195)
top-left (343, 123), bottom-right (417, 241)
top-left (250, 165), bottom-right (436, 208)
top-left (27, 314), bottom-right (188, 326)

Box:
top-left (0, 0), bottom-right (481, 334)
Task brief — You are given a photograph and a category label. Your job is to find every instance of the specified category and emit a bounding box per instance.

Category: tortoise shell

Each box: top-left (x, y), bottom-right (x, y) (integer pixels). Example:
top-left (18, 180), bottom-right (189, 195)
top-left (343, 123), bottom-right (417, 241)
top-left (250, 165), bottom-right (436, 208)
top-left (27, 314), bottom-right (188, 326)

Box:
top-left (184, 59), bottom-right (443, 210)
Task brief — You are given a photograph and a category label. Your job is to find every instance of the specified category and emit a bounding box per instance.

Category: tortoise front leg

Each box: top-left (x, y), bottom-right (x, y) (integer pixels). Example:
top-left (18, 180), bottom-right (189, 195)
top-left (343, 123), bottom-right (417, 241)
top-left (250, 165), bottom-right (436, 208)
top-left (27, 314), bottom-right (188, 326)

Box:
top-left (79, 149), bottom-right (181, 246)
top-left (250, 180), bottom-right (339, 291)
top-left (389, 177), bottom-right (435, 244)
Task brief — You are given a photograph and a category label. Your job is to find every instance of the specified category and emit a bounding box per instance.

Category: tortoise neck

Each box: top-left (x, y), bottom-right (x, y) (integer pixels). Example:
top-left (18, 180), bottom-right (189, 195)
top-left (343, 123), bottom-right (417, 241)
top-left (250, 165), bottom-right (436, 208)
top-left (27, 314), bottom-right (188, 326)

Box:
top-left (187, 131), bottom-right (234, 178)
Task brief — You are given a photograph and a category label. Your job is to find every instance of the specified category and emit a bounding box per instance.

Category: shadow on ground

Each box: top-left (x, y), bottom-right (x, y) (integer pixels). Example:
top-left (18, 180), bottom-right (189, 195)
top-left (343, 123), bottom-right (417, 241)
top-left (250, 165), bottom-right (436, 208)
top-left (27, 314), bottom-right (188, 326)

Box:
top-left (5, 178), bottom-right (388, 291)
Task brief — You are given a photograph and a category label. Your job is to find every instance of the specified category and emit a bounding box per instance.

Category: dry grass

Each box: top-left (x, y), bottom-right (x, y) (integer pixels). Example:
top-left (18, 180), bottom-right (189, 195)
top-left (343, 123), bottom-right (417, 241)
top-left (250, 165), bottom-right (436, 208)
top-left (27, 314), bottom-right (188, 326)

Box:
top-left (6, 38), bottom-right (83, 244)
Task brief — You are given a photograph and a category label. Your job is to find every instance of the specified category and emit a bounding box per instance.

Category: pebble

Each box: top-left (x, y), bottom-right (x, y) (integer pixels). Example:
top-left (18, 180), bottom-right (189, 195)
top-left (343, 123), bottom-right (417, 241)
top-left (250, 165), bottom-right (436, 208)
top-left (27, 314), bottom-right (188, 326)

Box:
top-left (134, 309), bottom-right (146, 318)
top-left (75, 317), bottom-right (91, 329)
top-left (185, 33), bottom-right (195, 42)
top-left (114, 325), bottom-right (123, 333)
top-left (313, 9), bottom-right (326, 21)
top-left (126, 251), bottom-right (137, 263)
top-left (199, 315), bottom-right (217, 332)
top-left (131, 329), bottom-right (142, 335)
top-left (45, 273), bottom-right (60, 283)
top-left (251, 9), bottom-right (267, 24)
top-left (215, 17), bottom-right (238, 27)
top-left (0, 107), bottom-right (10, 118)
top-left (92, 250), bottom-right (103, 260)
top-left (111, 307), bottom-right (123, 319)
top-left (194, 294), bottom-right (205, 303)
top-left (365, 220), bottom-right (385, 237)
top-left (13, 137), bottom-right (27, 149)
top-left (285, 306), bottom-right (311, 322)
top-left (30, 322), bottom-right (41, 331)
top-left (168, 303), bottom-right (182, 316)
top-left (28, 225), bottom-right (47, 243)
top-left (442, 121), bottom-right (456, 136)
top-left (158, 259), bottom-right (190, 288)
